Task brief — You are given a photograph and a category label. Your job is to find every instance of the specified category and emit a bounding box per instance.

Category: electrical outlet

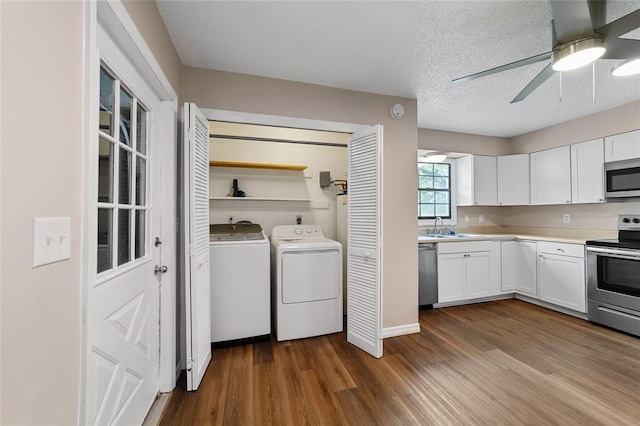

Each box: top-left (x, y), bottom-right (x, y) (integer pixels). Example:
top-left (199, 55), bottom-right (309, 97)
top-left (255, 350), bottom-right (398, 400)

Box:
top-left (464, 214), bottom-right (469, 223)
top-left (296, 215), bottom-right (302, 225)
top-left (479, 214), bottom-right (484, 223)
top-left (563, 214), bottom-right (570, 224)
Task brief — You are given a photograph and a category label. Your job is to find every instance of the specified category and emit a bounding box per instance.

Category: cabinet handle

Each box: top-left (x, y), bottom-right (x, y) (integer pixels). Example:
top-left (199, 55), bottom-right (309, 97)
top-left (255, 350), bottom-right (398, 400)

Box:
top-left (599, 198), bottom-right (604, 201)
top-left (565, 200), bottom-right (571, 203)
top-left (474, 202), bottom-right (478, 205)
top-left (539, 254), bottom-right (543, 258)
top-left (556, 248), bottom-right (564, 252)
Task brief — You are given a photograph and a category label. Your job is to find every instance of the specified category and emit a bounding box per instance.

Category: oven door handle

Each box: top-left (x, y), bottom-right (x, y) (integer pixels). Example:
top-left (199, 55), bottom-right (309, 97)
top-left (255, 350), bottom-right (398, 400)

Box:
top-left (587, 246), bottom-right (640, 261)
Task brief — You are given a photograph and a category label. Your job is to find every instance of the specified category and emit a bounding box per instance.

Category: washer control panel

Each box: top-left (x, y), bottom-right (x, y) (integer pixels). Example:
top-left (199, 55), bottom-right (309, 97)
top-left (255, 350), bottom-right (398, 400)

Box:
top-left (271, 225), bottom-right (325, 239)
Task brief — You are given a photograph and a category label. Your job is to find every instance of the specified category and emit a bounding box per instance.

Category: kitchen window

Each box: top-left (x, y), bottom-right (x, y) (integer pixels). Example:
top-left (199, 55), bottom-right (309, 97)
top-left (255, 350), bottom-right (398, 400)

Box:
top-left (418, 162), bottom-right (451, 219)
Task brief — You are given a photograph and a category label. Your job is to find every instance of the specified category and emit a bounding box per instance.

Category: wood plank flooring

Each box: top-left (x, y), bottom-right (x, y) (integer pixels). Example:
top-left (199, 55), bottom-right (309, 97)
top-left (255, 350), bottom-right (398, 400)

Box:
top-left (160, 300), bottom-right (640, 425)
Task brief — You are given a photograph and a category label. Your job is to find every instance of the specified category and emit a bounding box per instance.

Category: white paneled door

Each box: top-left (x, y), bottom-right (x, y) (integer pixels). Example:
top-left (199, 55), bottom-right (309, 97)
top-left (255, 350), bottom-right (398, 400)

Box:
top-left (89, 25), bottom-right (163, 425)
top-left (183, 103), bottom-right (212, 390)
top-left (347, 125), bottom-right (383, 358)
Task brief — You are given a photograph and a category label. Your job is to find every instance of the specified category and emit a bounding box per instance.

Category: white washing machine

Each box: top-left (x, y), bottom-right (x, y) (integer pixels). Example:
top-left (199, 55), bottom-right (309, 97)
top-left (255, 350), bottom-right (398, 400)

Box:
top-left (209, 223), bottom-right (270, 344)
top-left (270, 225), bottom-right (343, 341)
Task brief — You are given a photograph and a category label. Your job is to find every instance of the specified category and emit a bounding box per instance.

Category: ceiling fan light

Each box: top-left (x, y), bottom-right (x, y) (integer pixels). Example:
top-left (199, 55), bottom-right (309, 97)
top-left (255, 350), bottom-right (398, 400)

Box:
top-left (424, 152), bottom-right (447, 163)
top-left (552, 37), bottom-right (606, 72)
top-left (611, 59), bottom-right (640, 77)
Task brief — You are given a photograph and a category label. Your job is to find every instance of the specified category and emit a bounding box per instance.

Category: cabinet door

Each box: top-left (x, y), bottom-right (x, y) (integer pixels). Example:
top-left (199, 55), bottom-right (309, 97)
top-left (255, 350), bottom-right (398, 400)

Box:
top-left (437, 253), bottom-right (466, 303)
top-left (530, 146), bottom-right (571, 205)
top-left (538, 253), bottom-right (586, 313)
top-left (501, 241), bottom-right (516, 291)
top-left (515, 241), bottom-right (537, 296)
top-left (497, 154), bottom-right (530, 205)
top-left (474, 156), bottom-right (497, 206)
top-left (465, 251), bottom-right (491, 299)
top-left (571, 138), bottom-right (604, 204)
top-left (605, 130), bottom-right (640, 162)
top-left (456, 155), bottom-right (496, 206)
top-left (456, 156), bottom-right (473, 206)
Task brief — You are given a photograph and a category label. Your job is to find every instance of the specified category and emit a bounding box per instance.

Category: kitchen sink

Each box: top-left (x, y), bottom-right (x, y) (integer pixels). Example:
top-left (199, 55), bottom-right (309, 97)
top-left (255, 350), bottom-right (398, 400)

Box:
top-left (422, 233), bottom-right (485, 239)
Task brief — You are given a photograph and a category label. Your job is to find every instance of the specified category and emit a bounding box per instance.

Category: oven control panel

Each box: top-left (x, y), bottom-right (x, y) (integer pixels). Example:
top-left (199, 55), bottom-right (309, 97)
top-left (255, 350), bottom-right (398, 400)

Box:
top-left (618, 214), bottom-right (640, 231)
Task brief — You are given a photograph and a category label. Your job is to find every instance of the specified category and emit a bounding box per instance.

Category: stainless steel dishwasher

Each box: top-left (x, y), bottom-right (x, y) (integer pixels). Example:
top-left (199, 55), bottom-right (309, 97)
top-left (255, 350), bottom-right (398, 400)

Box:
top-left (419, 243), bottom-right (438, 307)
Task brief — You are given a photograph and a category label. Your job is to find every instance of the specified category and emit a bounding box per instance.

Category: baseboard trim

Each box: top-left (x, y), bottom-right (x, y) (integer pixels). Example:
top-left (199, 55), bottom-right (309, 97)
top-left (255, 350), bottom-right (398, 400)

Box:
top-left (382, 323), bottom-right (421, 338)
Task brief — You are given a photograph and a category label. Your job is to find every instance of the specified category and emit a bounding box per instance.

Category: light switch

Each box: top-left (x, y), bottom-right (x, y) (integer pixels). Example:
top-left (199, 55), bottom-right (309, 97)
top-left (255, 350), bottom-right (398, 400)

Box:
top-left (563, 214), bottom-right (571, 224)
top-left (479, 214), bottom-right (484, 223)
top-left (33, 217), bottom-right (71, 267)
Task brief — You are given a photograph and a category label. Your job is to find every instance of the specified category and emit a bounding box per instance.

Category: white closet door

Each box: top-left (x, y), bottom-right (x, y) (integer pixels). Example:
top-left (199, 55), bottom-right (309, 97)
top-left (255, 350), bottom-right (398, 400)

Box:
top-left (347, 125), bottom-right (383, 358)
top-left (183, 103), bottom-right (211, 390)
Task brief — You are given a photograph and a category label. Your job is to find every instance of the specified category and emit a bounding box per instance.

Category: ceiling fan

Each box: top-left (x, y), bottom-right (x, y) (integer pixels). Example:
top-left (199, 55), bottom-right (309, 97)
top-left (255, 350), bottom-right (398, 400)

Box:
top-left (452, 0), bottom-right (640, 103)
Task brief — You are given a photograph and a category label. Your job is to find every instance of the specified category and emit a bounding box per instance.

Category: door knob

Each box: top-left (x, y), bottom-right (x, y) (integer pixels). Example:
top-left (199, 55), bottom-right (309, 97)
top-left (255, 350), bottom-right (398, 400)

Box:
top-left (154, 265), bottom-right (168, 275)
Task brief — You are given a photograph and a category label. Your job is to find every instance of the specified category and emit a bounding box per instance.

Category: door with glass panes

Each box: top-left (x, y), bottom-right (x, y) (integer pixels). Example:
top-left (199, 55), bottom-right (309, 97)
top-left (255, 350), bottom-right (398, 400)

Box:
top-left (89, 27), bottom-right (163, 425)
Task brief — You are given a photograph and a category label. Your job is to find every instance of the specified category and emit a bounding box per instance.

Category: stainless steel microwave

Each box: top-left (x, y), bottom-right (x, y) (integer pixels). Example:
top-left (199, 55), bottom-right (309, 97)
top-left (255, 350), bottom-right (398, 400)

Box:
top-left (605, 158), bottom-right (640, 199)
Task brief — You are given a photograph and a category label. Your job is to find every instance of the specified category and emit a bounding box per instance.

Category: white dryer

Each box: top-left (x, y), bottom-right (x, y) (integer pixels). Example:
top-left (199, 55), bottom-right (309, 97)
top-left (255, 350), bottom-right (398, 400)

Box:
top-left (270, 225), bottom-right (343, 341)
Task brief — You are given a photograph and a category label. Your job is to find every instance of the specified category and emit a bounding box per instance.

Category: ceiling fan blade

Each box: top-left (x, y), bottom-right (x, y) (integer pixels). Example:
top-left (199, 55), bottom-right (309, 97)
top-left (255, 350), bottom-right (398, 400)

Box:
top-left (511, 63), bottom-right (555, 104)
top-left (550, 0), bottom-right (595, 44)
top-left (601, 38), bottom-right (640, 60)
top-left (596, 8), bottom-right (640, 39)
top-left (452, 51), bottom-right (552, 84)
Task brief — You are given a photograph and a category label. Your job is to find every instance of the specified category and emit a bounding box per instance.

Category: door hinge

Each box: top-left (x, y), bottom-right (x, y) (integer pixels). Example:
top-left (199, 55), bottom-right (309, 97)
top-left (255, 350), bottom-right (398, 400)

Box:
top-left (187, 359), bottom-right (194, 372)
top-left (188, 244), bottom-right (194, 257)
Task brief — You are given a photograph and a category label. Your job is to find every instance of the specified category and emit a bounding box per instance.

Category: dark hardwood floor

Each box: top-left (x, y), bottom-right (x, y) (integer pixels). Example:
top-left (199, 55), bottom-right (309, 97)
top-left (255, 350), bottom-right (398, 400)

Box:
top-left (160, 300), bottom-right (640, 425)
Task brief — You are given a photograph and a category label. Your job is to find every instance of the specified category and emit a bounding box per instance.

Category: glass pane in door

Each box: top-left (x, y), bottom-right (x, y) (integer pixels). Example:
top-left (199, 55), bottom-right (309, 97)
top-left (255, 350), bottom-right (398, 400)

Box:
top-left (119, 88), bottom-right (132, 146)
top-left (99, 67), bottom-right (114, 136)
top-left (136, 104), bottom-right (147, 155)
top-left (119, 149), bottom-right (131, 204)
top-left (135, 210), bottom-right (145, 259)
top-left (98, 137), bottom-right (113, 203)
top-left (97, 208), bottom-right (112, 273)
top-left (118, 209), bottom-right (131, 266)
top-left (136, 157), bottom-right (146, 206)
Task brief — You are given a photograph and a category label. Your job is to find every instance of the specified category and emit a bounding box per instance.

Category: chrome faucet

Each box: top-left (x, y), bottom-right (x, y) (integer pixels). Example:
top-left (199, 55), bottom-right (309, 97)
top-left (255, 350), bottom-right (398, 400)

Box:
top-left (433, 217), bottom-right (442, 234)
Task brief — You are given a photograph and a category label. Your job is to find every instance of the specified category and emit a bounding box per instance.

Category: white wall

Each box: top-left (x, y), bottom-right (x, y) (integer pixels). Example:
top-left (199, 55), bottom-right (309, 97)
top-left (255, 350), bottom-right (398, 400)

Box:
top-left (209, 137), bottom-right (347, 239)
top-left (1, 2), bottom-right (84, 424)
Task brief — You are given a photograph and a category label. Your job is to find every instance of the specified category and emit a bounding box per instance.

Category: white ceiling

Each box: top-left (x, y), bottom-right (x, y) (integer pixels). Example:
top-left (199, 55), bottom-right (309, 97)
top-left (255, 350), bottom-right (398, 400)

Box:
top-left (156, 0), bottom-right (640, 138)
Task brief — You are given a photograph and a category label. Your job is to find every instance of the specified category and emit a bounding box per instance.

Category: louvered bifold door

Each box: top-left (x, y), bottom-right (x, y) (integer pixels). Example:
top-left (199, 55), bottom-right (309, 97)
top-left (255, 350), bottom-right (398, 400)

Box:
top-left (347, 125), bottom-right (383, 358)
top-left (183, 103), bottom-right (212, 390)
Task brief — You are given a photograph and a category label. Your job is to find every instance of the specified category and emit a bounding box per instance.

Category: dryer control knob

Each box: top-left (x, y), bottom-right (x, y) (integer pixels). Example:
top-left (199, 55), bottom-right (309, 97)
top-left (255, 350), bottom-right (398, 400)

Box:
top-left (295, 228), bottom-right (303, 235)
top-left (306, 228), bottom-right (312, 234)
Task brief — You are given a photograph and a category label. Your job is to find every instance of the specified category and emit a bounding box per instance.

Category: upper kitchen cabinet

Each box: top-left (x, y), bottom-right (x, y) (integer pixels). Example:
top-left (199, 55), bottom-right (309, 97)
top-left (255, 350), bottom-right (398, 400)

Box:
top-left (604, 130), bottom-right (640, 162)
top-left (571, 138), bottom-right (604, 204)
top-left (497, 154), bottom-right (530, 205)
top-left (530, 146), bottom-right (571, 205)
top-left (457, 155), bottom-right (497, 206)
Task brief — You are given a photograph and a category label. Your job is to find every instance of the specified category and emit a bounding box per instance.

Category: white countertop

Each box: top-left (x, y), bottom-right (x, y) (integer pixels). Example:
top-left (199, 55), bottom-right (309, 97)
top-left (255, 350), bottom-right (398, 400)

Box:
top-left (418, 233), bottom-right (589, 245)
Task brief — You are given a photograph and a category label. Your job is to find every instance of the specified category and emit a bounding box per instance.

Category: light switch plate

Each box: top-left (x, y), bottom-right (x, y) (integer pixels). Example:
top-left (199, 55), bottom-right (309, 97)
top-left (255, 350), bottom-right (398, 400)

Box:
top-left (33, 217), bottom-right (71, 268)
top-left (563, 214), bottom-right (571, 224)
top-left (479, 214), bottom-right (484, 223)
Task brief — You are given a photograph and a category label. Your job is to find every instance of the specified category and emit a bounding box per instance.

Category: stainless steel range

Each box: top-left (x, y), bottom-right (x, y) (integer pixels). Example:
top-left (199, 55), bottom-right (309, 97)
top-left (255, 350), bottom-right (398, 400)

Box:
top-left (586, 214), bottom-right (640, 337)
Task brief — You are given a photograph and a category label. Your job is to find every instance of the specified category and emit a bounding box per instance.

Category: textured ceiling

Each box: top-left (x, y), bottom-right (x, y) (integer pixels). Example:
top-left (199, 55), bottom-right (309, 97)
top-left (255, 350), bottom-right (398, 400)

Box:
top-left (156, 0), bottom-right (640, 138)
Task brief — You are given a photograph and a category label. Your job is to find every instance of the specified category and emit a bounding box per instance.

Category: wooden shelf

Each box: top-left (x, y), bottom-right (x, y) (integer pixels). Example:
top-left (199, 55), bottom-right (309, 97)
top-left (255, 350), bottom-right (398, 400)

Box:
top-left (210, 160), bottom-right (307, 171)
top-left (210, 197), bottom-right (311, 202)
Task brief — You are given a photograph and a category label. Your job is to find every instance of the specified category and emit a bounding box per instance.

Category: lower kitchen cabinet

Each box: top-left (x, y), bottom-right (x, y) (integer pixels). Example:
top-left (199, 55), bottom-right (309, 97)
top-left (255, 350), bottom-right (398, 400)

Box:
top-left (537, 242), bottom-right (586, 313)
top-left (438, 241), bottom-right (500, 303)
top-left (501, 240), bottom-right (537, 295)
top-left (515, 241), bottom-right (537, 296)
